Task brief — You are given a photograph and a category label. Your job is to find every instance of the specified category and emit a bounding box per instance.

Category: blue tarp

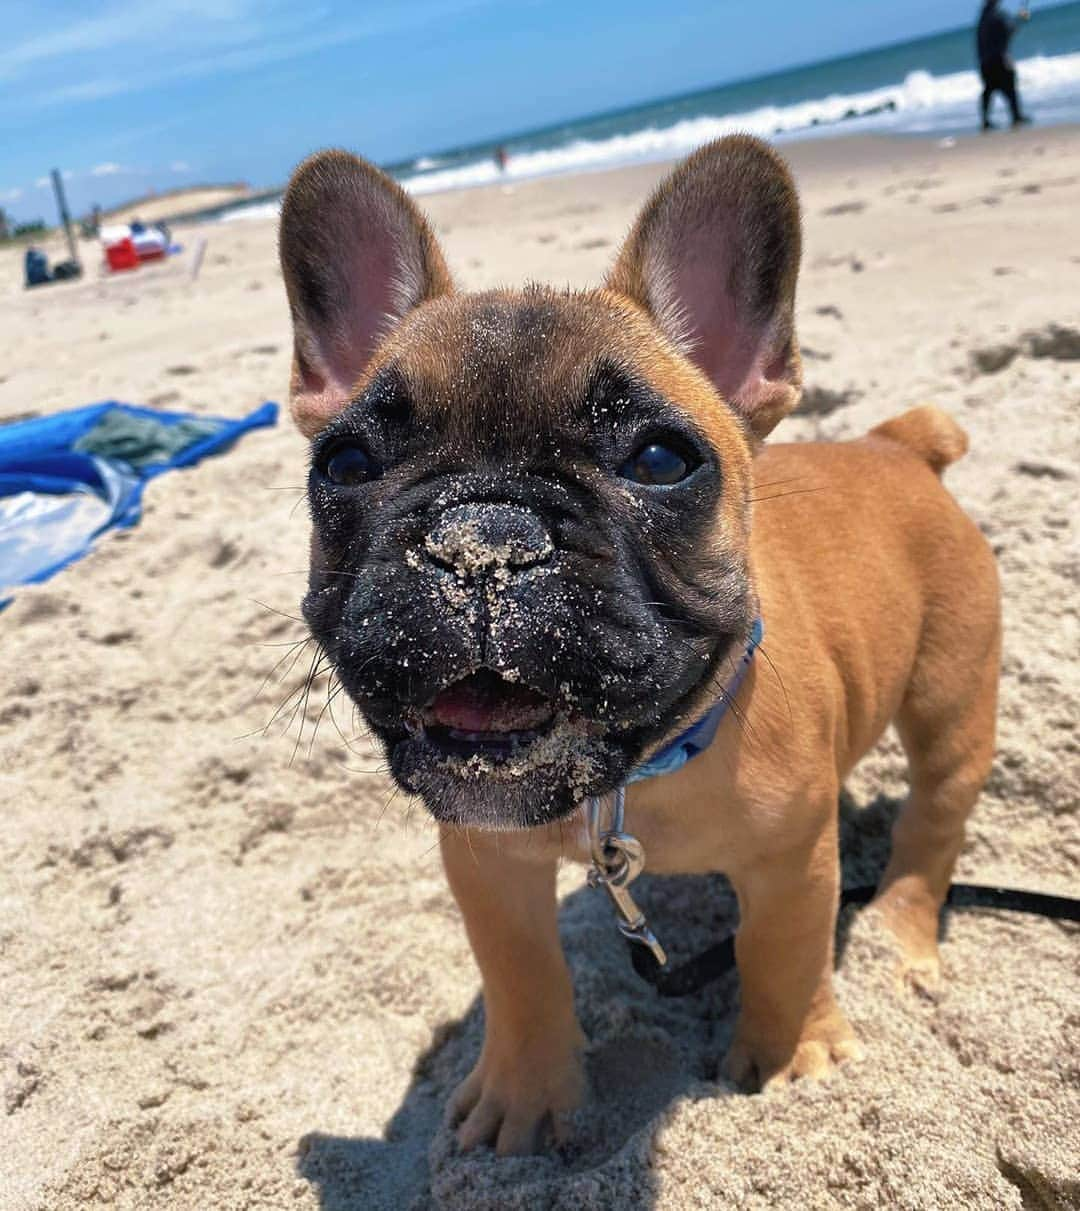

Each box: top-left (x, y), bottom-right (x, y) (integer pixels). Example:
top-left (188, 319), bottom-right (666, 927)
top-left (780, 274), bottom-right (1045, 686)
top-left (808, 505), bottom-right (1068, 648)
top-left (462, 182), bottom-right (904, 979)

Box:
top-left (0, 400), bottom-right (278, 606)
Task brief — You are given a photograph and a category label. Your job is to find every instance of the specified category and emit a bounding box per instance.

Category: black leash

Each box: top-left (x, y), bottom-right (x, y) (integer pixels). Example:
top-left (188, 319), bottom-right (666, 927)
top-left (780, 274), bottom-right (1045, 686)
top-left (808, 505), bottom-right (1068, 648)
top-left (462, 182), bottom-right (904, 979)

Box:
top-left (625, 882), bottom-right (1080, 998)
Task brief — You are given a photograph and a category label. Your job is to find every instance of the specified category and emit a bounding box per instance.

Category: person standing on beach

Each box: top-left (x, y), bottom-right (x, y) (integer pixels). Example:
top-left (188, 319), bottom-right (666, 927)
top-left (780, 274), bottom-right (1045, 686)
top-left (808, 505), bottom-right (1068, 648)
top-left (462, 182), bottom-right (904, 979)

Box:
top-left (977, 0), bottom-right (1032, 129)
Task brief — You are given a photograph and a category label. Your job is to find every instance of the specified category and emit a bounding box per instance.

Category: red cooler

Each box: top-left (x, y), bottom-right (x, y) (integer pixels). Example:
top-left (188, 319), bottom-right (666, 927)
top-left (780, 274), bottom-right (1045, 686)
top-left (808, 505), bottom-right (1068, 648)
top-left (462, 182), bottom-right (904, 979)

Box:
top-left (105, 238), bottom-right (138, 272)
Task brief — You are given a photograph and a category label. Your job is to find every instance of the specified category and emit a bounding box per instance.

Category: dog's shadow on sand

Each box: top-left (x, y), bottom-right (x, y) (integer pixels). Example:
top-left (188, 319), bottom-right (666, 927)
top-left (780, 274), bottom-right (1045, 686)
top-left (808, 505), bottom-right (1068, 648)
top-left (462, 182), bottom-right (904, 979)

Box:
top-left (297, 791), bottom-right (911, 1210)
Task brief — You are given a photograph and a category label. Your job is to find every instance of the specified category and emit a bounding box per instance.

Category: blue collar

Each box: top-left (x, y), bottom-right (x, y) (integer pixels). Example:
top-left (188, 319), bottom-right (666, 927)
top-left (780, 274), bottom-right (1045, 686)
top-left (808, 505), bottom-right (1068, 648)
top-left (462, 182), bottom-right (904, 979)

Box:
top-left (627, 617), bottom-right (763, 784)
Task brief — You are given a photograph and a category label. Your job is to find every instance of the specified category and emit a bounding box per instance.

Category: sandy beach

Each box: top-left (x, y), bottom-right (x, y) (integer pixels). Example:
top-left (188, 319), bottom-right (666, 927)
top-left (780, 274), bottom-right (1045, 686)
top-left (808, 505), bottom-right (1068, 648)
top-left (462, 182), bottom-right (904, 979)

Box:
top-left (1, 127), bottom-right (1078, 1210)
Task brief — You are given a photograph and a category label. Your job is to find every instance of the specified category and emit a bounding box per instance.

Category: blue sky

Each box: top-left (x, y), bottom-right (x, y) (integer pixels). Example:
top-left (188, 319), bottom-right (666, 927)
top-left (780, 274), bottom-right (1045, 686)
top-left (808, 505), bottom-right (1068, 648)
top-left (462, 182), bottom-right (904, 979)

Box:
top-left (0, 0), bottom-right (1049, 221)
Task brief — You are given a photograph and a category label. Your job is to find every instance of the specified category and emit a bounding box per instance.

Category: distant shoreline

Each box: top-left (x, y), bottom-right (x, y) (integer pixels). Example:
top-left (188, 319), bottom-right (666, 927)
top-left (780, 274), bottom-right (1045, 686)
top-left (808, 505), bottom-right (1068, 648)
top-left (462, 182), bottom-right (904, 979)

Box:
top-left (15, 119), bottom-right (1080, 247)
top-left (182, 122), bottom-right (1080, 228)
top-left (97, 183), bottom-right (256, 226)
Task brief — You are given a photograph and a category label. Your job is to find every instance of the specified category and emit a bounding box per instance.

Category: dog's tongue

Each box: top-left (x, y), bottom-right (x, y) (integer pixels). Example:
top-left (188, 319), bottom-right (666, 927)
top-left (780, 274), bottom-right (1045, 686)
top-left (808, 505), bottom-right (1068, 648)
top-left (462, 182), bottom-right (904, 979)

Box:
top-left (430, 671), bottom-right (553, 733)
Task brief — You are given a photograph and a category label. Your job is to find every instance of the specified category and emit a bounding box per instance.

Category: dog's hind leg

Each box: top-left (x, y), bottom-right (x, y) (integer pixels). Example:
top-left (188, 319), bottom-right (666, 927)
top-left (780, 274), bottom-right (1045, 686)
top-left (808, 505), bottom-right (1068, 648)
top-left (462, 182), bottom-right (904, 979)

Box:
top-left (872, 588), bottom-right (1001, 992)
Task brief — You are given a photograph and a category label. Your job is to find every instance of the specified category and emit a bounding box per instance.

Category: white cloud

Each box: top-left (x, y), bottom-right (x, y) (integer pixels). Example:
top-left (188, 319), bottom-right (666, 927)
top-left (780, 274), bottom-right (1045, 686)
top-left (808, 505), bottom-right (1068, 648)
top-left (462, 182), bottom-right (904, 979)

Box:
top-left (169, 160), bottom-right (191, 173)
top-left (36, 76), bottom-right (133, 105)
top-left (13, 0), bottom-right (499, 111)
top-left (90, 161), bottom-right (124, 176)
top-left (0, 0), bottom-right (260, 82)
top-left (1, 187), bottom-right (23, 203)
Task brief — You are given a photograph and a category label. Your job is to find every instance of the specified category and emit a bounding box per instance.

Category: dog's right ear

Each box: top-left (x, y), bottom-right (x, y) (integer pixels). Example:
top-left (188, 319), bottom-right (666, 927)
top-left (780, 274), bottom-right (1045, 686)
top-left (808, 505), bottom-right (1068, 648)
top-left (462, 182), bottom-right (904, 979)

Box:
top-left (279, 150), bottom-right (453, 438)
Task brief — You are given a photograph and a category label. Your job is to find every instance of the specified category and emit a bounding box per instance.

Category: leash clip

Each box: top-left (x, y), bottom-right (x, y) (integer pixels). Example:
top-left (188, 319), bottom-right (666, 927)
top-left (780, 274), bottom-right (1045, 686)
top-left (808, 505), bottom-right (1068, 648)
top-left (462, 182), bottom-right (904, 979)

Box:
top-left (586, 787), bottom-right (667, 968)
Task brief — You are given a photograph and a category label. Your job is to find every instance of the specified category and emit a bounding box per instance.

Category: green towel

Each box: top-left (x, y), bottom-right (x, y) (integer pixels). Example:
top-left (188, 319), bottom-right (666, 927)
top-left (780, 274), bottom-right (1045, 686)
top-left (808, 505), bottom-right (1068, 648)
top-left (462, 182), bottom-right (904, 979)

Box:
top-left (74, 411), bottom-right (221, 469)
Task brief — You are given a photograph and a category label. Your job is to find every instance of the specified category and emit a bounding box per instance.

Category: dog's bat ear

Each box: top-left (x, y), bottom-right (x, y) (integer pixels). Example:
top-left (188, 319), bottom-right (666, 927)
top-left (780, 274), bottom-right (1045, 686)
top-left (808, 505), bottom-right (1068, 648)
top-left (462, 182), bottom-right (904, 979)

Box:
top-left (279, 150), bottom-right (452, 437)
top-left (607, 136), bottom-right (802, 438)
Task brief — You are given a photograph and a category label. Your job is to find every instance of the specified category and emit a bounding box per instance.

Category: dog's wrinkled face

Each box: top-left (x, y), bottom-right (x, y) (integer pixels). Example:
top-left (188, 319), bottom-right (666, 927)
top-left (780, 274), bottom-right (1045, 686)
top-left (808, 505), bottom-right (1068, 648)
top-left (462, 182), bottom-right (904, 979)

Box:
top-left (303, 291), bottom-right (753, 826)
top-left (280, 138), bottom-right (802, 828)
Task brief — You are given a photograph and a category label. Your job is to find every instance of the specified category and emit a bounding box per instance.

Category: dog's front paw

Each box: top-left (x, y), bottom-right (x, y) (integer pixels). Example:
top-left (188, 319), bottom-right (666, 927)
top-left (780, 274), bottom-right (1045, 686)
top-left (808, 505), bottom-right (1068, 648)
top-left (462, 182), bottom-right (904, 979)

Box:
top-left (723, 1006), bottom-right (864, 1090)
top-left (449, 1035), bottom-right (585, 1156)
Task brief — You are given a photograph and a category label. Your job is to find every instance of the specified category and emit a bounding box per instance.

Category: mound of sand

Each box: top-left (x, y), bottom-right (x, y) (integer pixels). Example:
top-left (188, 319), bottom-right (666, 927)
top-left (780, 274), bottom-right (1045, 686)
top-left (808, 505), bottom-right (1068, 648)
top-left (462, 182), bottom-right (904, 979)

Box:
top-left (101, 185), bottom-right (254, 227)
top-left (1, 129), bottom-right (1077, 1210)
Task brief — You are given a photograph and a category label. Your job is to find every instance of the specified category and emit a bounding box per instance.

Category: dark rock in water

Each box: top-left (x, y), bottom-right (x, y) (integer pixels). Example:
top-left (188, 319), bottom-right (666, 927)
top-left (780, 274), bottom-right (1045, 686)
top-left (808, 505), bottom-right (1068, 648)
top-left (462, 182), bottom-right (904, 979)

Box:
top-left (842, 99), bottom-right (897, 122)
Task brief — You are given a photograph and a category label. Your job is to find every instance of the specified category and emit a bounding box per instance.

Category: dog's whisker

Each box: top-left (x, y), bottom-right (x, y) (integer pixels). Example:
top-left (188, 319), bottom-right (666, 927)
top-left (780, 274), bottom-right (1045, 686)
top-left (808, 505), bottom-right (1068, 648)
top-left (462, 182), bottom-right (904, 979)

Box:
top-left (747, 475), bottom-right (810, 491)
top-left (251, 598), bottom-right (307, 625)
top-left (750, 486), bottom-right (829, 504)
top-left (374, 783), bottom-right (404, 834)
top-left (418, 833), bottom-right (445, 863)
top-left (754, 641), bottom-right (793, 726)
top-left (307, 679), bottom-right (345, 757)
top-left (252, 637), bottom-right (314, 703)
top-left (311, 567), bottom-right (365, 580)
top-left (280, 648), bottom-right (330, 758)
top-left (250, 668), bottom-right (319, 739)
top-left (326, 679), bottom-right (364, 755)
top-left (464, 825), bottom-right (480, 868)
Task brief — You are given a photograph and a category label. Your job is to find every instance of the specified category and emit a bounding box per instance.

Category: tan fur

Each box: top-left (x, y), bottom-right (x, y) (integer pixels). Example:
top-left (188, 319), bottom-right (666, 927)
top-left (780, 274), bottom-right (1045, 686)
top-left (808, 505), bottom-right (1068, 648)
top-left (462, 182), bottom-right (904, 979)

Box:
top-left (608, 136), bottom-right (803, 439)
top-left (442, 428), bottom-right (1000, 1150)
top-left (279, 139), bottom-right (1001, 1156)
top-left (280, 149), bottom-right (454, 438)
top-left (868, 403), bottom-right (970, 473)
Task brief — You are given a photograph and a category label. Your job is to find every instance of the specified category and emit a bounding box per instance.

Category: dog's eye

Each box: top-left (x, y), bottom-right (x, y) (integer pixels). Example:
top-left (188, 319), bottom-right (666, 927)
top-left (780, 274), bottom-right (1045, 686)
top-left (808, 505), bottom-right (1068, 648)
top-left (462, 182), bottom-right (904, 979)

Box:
top-left (618, 442), bottom-right (695, 486)
top-left (323, 444), bottom-right (380, 486)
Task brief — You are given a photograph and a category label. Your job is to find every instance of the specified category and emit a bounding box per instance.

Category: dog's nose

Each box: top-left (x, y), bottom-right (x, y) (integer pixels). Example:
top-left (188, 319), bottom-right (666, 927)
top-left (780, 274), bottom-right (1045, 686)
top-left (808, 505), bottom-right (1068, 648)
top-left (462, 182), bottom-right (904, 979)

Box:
top-left (424, 503), bottom-right (553, 574)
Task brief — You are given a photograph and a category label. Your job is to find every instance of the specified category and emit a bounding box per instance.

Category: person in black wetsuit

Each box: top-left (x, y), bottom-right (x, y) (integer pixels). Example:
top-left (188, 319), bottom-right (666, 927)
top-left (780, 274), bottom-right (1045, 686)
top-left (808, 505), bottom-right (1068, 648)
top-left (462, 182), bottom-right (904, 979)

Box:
top-left (977, 0), bottom-right (1032, 129)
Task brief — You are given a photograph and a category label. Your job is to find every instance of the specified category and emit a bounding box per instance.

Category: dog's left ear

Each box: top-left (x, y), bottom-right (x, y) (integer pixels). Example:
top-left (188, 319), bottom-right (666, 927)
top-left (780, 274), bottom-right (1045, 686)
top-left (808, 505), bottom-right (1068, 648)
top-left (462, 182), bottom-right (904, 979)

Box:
top-left (279, 149), bottom-right (453, 437)
top-left (607, 135), bottom-right (802, 438)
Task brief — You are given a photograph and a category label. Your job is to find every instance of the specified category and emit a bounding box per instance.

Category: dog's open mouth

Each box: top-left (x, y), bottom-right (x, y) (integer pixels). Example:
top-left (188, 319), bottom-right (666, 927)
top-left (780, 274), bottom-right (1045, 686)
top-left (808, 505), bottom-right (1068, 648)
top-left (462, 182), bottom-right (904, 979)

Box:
top-left (407, 669), bottom-right (558, 759)
top-left (386, 667), bottom-right (636, 824)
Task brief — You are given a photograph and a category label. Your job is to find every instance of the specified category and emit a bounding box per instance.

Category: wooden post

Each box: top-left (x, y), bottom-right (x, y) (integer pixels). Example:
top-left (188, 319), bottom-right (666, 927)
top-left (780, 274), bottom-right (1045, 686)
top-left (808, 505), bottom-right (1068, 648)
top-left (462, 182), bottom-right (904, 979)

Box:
top-left (51, 168), bottom-right (80, 268)
top-left (190, 236), bottom-right (208, 281)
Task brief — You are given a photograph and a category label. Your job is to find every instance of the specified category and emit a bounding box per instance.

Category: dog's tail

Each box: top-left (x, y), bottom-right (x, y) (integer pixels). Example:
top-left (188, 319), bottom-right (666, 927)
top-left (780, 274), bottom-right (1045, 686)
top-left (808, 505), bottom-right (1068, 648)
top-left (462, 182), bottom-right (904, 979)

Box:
top-left (868, 405), bottom-right (968, 475)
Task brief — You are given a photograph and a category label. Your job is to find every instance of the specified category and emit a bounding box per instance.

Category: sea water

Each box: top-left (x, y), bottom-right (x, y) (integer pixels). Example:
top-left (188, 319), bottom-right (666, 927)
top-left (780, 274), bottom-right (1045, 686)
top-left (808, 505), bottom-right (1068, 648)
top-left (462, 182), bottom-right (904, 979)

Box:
top-left (221, 1), bottom-right (1080, 220)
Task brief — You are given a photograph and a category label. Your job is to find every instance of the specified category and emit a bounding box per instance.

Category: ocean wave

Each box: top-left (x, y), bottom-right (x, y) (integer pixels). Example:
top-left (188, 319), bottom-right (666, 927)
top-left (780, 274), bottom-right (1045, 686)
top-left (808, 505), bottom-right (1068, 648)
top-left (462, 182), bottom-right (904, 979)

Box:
top-left (400, 51), bottom-right (1080, 197)
top-left (219, 200), bottom-right (281, 223)
top-left (216, 50), bottom-right (1080, 222)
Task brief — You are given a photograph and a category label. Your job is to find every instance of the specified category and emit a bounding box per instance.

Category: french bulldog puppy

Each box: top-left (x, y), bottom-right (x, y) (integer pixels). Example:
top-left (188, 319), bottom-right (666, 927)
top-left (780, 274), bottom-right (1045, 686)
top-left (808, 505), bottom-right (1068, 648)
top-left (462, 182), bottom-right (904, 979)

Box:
top-left (278, 137), bottom-right (1000, 1155)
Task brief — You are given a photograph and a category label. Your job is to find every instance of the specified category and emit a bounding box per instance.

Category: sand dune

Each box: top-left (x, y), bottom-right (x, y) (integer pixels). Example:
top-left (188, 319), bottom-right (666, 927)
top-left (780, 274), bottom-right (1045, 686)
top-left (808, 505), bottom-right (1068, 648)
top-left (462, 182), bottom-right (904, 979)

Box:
top-left (1, 128), bottom-right (1077, 1210)
top-left (101, 185), bottom-right (253, 227)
